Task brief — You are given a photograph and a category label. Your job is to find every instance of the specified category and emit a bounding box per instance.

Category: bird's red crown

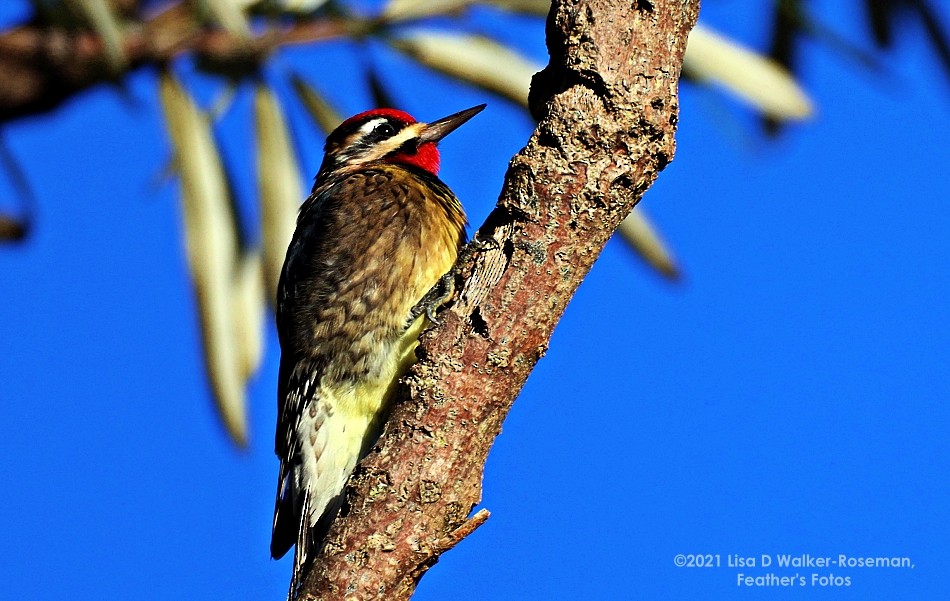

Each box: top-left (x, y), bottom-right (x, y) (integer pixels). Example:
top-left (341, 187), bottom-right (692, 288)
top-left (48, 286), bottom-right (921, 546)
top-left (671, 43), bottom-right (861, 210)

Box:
top-left (338, 108), bottom-right (417, 129)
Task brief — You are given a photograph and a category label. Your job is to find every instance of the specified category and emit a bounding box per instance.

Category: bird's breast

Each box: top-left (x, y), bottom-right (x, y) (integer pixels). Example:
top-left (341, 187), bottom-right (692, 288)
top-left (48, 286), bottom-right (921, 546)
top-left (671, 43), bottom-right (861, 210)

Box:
top-left (285, 164), bottom-right (465, 391)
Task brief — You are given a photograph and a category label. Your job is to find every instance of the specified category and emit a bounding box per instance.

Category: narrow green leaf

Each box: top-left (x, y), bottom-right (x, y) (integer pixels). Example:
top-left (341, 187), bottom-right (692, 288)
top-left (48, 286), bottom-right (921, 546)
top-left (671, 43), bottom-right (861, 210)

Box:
top-left (617, 208), bottom-right (680, 281)
top-left (390, 31), bottom-right (538, 106)
top-left (382, 0), bottom-right (473, 22)
top-left (200, 0), bottom-right (252, 40)
top-left (684, 23), bottom-right (814, 121)
top-left (481, 0), bottom-right (549, 17)
top-left (255, 82), bottom-right (303, 305)
top-left (251, 0), bottom-right (331, 13)
top-left (231, 250), bottom-right (266, 380)
top-left (289, 73), bottom-right (343, 135)
top-left (158, 70), bottom-right (248, 448)
top-left (65, 0), bottom-right (127, 73)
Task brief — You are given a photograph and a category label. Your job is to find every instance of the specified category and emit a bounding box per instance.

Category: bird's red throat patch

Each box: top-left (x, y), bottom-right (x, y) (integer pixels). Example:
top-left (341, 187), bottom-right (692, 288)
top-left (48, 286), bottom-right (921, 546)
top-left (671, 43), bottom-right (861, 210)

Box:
top-left (389, 142), bottom-right (440, 175)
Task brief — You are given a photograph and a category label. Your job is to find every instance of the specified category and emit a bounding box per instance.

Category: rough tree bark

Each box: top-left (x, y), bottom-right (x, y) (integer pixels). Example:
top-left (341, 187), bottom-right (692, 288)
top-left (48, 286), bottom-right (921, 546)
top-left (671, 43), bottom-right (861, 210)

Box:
top-left (299, 0), bottom-right (699, 599)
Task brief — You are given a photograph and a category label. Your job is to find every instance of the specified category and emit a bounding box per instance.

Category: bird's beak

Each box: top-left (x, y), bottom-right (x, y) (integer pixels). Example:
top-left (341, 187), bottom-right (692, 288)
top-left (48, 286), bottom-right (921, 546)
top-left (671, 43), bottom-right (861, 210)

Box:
top-left (418, 104), bottom-right (487, 144)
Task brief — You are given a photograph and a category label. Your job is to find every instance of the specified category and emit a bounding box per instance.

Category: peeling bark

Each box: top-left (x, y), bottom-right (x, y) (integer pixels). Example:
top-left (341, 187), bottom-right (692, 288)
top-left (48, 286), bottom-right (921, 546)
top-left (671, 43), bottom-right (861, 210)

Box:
top-left (299, 0), bottom-right (699, 598)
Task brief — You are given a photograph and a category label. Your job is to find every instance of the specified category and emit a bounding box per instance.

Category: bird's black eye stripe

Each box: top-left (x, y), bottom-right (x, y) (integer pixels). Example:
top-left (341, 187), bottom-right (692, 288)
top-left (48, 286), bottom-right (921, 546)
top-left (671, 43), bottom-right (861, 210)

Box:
top-left (397, 138), bottom-right (419, 155)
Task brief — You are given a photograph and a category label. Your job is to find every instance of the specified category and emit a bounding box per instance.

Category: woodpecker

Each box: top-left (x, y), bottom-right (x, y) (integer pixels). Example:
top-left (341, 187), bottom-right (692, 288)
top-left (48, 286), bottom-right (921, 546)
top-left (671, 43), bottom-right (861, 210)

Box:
top-left (270, 104), bottom-right (485, 596)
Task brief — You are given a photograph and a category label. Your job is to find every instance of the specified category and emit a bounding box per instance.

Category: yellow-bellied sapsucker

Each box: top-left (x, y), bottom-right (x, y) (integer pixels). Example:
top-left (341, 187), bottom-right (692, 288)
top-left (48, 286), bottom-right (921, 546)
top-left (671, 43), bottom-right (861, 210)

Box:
top-left (270, 104), bottom-right (485, 596)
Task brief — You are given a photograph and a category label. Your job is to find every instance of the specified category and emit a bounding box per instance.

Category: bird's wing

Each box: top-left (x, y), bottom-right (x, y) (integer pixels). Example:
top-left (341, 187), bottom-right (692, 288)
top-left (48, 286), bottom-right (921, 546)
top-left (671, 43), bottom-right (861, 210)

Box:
top-left (271, 184), bottom-right (333, 559)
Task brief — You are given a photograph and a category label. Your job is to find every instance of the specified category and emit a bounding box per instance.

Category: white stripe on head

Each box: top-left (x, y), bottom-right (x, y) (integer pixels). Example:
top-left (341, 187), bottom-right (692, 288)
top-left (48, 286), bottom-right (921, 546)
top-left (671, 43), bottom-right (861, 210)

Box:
top-left (358, 118), bottom-right (389, 136)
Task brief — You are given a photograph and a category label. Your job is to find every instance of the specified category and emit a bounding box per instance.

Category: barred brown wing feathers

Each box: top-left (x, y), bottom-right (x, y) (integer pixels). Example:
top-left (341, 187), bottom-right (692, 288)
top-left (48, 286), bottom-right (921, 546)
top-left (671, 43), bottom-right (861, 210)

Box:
top-left (270, 162), bottom-right (468, 593)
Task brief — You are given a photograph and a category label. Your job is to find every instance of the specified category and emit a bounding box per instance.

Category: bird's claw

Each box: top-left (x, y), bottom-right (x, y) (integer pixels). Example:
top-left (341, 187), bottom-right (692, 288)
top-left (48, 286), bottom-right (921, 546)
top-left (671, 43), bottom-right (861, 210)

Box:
top-left (410, 236), bottom-right (497, 327)
top-left (460, 235), bottom-right (500, 261)
top-left (410, 271), bottom-right (455, 326)
top-left (425, 303), bottom-right (442, 326)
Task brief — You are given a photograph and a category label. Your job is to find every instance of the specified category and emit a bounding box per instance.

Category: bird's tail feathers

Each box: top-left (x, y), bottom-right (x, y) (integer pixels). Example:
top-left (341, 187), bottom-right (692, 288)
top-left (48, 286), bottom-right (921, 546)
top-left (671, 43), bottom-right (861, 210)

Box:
top-left (287, 489), bottom-right (346, 601)
top-left (287, 491), bottom-right (311, 601)
top-left (286, 401), bottom-right (376, 600)
top-left (271, 463), bottom-right (297, 560)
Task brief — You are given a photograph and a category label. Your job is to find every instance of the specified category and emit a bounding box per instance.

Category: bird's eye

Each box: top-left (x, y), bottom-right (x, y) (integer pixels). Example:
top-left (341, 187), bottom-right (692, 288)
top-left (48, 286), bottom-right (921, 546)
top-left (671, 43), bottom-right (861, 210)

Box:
top-left (373, 123), bottom-right (396, 137)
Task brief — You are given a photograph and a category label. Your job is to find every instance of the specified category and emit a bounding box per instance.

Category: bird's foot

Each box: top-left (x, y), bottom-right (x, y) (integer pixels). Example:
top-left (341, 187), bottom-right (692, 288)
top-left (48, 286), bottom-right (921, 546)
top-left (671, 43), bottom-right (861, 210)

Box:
top-left (409, 235), bottom-right (498, 326)
top-left (459, 235), bottom-right (500, 261)
top-left (410, 272), bottom-right (456, 326)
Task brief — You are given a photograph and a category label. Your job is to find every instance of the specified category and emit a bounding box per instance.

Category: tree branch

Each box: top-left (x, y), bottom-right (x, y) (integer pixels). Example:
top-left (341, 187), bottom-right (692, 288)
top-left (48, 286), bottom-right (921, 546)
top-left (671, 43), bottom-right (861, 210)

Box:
top-left (298, 0), bottom-right (698, 598)
top-left (0, 2), bottom-right (348, 123)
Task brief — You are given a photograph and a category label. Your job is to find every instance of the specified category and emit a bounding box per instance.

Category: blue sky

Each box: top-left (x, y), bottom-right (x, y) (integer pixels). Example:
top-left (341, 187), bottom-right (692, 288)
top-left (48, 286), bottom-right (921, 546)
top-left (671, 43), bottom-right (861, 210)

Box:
top-left (1, 1), bottom-right (948, 599)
